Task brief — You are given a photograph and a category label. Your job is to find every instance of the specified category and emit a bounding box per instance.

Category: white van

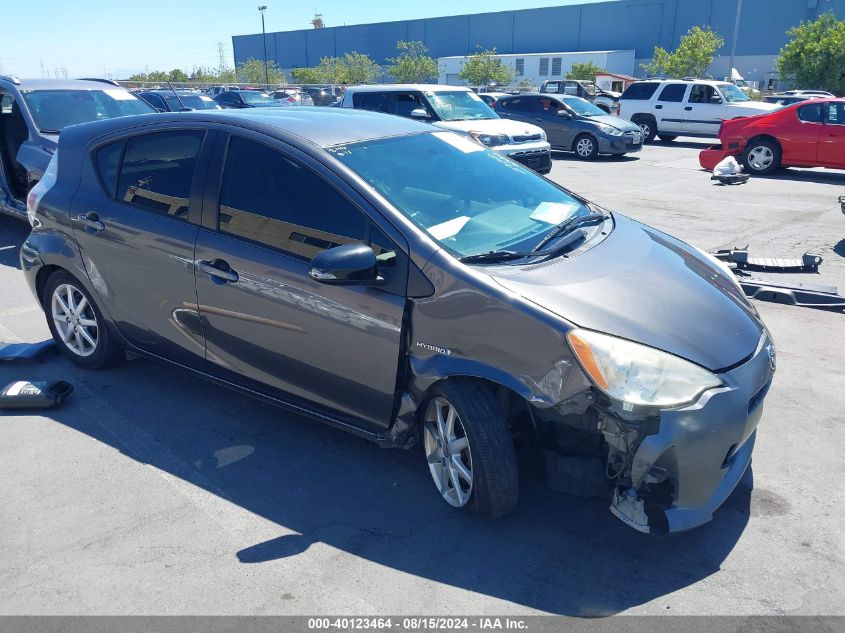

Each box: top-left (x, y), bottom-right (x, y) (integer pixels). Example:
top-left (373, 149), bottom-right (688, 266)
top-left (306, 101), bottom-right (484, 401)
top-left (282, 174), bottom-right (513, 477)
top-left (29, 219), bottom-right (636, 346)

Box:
top-left (618, 79), bottom-right (778, 142)
top-left (342, 84), bottom-right (552, 174)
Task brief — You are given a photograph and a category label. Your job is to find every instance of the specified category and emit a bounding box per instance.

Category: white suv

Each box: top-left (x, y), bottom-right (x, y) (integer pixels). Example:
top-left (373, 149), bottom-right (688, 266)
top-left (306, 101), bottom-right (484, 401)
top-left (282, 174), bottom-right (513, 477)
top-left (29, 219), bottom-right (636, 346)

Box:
top-left (619, 79), bottom-right (778, 142)
top-left (342, 85), bottom-right (552, 174)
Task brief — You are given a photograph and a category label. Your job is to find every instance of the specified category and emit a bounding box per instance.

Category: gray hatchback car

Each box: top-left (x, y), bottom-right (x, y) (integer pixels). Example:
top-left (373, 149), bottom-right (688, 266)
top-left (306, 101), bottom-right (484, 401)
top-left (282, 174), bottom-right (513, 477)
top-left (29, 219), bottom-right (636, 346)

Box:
top-left (22, 108), bottom-right (773, 534)
top-left (496, 94), bottom-right (643, 159)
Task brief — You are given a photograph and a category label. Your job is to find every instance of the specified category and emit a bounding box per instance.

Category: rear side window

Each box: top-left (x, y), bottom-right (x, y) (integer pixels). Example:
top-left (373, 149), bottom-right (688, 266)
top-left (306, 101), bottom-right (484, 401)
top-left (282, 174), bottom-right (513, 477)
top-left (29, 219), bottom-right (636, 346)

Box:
top-left (500, 97), bottom-right (532, 112)
top-left (797, 103), bottom-right (823, 123)
top-left (116, 130), bottom-right (205, 219)
top-left (620, 82), bottom-right (659, 100)
top-left (217, 136), bottom-right (366, 259)
top-left (353, 92), bottom-right (391, 113)
top-left (658, 84), bottom-right (687, 102)
top-left (94, 140), bottom-right (125, 198)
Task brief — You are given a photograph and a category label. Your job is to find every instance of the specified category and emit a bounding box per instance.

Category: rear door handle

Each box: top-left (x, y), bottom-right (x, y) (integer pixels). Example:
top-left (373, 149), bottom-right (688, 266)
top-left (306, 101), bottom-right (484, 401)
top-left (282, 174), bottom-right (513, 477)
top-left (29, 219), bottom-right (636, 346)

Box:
top-left (684, 106), bottom-right (693, 111)
top-left (655, 104), bottom-right (663, 110)
top-left (197, 259), bottom-right (239, 283)
top-left (74, 212), bottom-right (105, 232)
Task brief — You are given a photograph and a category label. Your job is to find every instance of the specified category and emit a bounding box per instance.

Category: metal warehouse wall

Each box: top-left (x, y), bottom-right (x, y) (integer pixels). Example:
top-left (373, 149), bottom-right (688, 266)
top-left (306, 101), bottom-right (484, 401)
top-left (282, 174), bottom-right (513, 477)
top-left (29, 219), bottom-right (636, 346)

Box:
top-left (232, 0), bottom-right (844, 71)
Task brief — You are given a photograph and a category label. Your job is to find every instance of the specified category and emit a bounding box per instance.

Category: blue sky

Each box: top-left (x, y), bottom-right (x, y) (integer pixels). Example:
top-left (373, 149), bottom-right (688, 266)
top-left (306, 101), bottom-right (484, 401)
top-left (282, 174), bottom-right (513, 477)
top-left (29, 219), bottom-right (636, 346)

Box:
top-left (0, 0), bottom-right (612, 79)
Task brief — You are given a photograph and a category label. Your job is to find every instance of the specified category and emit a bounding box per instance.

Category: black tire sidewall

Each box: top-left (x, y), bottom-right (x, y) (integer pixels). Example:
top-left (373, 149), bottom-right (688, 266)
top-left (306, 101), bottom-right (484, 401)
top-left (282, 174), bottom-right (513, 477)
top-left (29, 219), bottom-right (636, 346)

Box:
top-left (43, 271), bottom-right (121, 369)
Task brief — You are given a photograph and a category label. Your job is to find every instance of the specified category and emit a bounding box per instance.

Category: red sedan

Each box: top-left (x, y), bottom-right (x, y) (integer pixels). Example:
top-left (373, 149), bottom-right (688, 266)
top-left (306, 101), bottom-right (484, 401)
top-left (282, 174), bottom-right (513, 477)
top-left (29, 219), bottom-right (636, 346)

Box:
top-left (700, 98), bottom-right (845, 175)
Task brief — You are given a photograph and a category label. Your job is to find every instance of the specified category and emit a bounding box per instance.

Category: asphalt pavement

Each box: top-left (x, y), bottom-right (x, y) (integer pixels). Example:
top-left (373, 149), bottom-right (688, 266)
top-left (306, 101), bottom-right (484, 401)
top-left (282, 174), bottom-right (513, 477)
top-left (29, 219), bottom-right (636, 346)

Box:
top-left (0, 139), bottom-right (843, 616)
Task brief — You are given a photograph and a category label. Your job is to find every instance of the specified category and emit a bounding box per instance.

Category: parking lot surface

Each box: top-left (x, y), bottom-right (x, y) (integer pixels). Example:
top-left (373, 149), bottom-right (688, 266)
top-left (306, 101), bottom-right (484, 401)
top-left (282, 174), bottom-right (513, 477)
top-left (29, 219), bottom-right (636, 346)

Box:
top-left (1, 139), bottom-right (843, 616)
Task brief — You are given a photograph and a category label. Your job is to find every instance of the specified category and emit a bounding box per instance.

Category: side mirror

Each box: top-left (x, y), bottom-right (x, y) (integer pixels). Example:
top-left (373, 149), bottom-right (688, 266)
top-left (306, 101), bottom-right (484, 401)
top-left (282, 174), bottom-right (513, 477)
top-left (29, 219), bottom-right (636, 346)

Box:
top-left (710, 95), bottom-right (723, 104)
top-left (557, 110), bottom-right (572, 118)
top-left (308, 242), bottom-right (383, 286)
top-left (409, 108), bottom-right (429, 119)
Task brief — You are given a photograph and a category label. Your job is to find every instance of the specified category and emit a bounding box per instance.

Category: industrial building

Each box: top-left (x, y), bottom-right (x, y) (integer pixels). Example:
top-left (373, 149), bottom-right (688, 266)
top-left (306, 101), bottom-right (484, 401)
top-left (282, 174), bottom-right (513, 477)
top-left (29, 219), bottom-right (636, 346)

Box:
top-left (232, 0), bottom-right (844, 86)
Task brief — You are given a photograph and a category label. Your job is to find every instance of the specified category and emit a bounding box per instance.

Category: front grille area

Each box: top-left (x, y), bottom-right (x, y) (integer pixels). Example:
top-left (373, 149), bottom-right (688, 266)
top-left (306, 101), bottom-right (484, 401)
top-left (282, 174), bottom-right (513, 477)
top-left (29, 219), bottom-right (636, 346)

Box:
top-left (511, 150), bottom-right (552, 172)
top-left (512, 133), bottom-right (542, 143)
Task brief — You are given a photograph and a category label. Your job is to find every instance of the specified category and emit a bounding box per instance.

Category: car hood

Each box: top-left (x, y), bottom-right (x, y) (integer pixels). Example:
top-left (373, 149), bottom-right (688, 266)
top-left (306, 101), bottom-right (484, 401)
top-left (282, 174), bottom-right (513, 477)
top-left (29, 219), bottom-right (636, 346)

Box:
top-left (727, 101), bottom-right (778, 113)
top-left (487, 214), bottom-right (763, 371)
top-left (581, 114), bottom-right (641, 133)
top-left (437, 118), bottom-right (544, 138)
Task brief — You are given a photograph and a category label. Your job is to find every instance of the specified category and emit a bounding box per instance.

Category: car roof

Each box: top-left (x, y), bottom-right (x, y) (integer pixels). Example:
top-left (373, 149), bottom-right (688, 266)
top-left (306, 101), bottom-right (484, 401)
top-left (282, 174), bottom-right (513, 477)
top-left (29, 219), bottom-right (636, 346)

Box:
top-left (345, 84), bottom-right (470, 94)
top-left (0, 78), bottom-right (131, 91)
top-left (66, 107), bottom-right (434, 148)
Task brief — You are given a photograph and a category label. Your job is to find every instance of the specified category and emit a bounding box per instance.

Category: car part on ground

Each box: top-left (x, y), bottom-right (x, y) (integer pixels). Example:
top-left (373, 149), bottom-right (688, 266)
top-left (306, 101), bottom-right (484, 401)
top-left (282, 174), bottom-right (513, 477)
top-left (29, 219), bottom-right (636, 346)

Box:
top-left (0, 380), bottom-right (73, 410)
top-left (736, 277), bottom-right (844, 312)
top-left (711, 155), bottom-right (750, 185)
top-left (22, 107), bottom-right (773, 534)
top-left (0, 340), bottom-right (56, 361)
top-left (713, 248), bottom-right (822, 273)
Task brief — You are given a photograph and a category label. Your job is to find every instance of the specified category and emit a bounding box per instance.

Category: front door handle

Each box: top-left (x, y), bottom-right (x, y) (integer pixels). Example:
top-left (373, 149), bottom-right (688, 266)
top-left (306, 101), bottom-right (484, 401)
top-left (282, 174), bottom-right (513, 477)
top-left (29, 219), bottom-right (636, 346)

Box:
top-left (74, 212), bottom-right (105, 232)
top-left (197, 259), bottom-right (239, 283)
top-left (535, 118), bottom-right (543, 122)
top-left (655, 104), bottom-right (663, 110)
top-left (684, 106), bottom-right (693, 111)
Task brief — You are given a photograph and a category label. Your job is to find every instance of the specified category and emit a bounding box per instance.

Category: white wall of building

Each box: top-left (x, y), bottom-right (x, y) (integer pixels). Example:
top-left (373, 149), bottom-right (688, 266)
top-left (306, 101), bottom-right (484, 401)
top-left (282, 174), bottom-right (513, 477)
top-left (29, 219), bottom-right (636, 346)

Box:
top-left (438, 50), bottom-right (636, 87)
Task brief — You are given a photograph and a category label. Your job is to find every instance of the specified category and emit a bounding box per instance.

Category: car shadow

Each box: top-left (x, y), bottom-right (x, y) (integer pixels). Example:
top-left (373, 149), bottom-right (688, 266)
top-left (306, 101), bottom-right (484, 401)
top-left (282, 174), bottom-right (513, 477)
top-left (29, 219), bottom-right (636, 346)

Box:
top-left (551, 151), bottom-right (640, 163)
top-left (652, 140), bottom-right (713, 150)
top-left (0, 214), bottom-right (29, 270)
top-left (834, 239), bottom-right (845, 258)
top-left (3, 352), bottom-right (753, 616)
top-left (760, 169), bottom-right (845, 186)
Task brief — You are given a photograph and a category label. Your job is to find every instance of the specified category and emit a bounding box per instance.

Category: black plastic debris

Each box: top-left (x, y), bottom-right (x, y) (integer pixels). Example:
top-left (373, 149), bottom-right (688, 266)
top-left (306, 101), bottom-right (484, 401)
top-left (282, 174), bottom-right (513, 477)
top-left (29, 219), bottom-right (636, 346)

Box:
top-left (0, 340), bottom-right (56, 361)
top-left (839, 195), bottom-right (844, 214)
top-left (737, 277), bottom-right (845, 312)
top-left (713, 248), bottom-right (822, 273)
top-left (0, 380), bottom-right (74, 410)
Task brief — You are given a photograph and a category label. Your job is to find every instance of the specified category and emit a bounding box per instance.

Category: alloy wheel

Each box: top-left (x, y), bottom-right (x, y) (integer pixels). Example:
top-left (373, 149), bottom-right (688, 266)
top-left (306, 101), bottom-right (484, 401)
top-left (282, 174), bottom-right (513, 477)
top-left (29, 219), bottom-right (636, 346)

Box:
top-left (423, 397), bottom-right (473, 508)
top-left (638, 122), bottom-right (651, 139)
top-left (51, 283), bottom-right (98, 357)
top-left (576, 137), bottom-right (595, 157)
top-left (747, 146), bottom-right (774, 171)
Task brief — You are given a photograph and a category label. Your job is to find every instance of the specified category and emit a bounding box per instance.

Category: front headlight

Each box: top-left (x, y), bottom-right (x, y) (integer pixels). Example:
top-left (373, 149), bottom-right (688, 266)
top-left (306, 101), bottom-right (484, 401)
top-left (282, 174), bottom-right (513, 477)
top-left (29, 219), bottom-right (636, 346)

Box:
top-left (468, 131), bottom-right (510, 147)
top-left (539, 129), bottom-right (547, 142)
top-left (597, 124), bottom-right (624, 137)
top-left (567, 329), bottom-right (723, 408)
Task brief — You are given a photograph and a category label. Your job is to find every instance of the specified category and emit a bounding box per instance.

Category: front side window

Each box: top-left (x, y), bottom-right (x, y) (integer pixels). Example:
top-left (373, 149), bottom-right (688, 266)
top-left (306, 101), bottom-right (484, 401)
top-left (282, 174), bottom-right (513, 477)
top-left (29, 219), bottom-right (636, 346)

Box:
top-left (561, 97), bottom-right (605, 117)
top-left (797, 103), bottom-right (823, 123)
top-left (658, 84), bottom-right (687, 102)
top-left (116, 130), bottom-right (205, 218)
top-left (424, 91), bottom-right (496, 121)
top-left (689, 84), bottom-right (717, 104)
top-left (328, 132), bottom-right (591, 259)
top-left (537, 98), bottom-right (564, 114)
top-left (825, 103), bottom-right (845, 125)
top-left (218, 136), bottom-right (366, 259)
top-left (21, 89), bottom-right (154, 133)
top-left (394, 93), bottom-right (427, 117)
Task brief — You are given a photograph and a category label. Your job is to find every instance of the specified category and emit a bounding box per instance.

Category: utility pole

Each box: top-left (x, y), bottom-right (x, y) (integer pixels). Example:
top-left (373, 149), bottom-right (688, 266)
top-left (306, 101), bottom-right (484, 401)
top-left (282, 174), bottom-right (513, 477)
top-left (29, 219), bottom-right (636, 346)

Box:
top-left (218, 41), bottom-right (226, 73)
top-left (728, 0), bottom-right (743, 80)
top-left (258, 5), bottom-right (269, 87)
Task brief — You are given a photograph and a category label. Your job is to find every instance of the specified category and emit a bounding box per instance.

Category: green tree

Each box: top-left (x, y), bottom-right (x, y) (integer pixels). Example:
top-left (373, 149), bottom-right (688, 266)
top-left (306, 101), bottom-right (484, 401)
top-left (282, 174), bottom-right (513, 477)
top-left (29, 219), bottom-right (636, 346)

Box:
top-left (566, 62), bottom-right (607, 82)
top-left (290, 66), bottom-right (325, 84)
top-left (458, 48), bottom-right (513, 88)
top-left (341, 52), bottom-right (381, 84)
top-left (236, 57), bottom-right (286, 84)
top-left (643, 26), bottom-right (724, 78)
top-left (387, 40), bottom-right (438, 83)
top-left (777, 12), bottom-right (845, 96)
top-left (167, 68), bottom-right (189, 82)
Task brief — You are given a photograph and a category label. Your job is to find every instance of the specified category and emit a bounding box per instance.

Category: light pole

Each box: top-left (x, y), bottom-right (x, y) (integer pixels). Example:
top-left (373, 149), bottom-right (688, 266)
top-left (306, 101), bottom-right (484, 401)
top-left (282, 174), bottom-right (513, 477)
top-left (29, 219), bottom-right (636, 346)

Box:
top-left (728, 0), bottom-right (743, 82)
top-left (258, 5), bottom-right (269, 87)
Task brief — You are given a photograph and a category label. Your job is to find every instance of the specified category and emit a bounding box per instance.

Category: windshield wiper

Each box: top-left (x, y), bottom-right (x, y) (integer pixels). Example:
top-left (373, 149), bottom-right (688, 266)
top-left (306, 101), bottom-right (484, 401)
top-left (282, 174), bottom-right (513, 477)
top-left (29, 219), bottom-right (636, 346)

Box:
top-left (458, 250), bottom-right (529, 264)
top-left (531, 212), bottom-right (608, 252)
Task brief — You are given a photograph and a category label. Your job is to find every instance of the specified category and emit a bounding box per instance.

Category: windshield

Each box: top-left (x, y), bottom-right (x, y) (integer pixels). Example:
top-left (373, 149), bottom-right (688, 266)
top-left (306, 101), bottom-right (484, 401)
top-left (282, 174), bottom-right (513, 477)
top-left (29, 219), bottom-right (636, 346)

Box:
top-left (240, 92), bottom-right (276, 105)
top-left (165, 94), bottom-right (221, 110)
top-left (719, 83), bottom-right (750, 103)
top-left (561, 96), bottom-right (606, 117)
top-left (21, 89), bottom-right (154, 133)
top-left (329, 132), bottom-right (592, 258)
top-left (426, 91), bottom-right (497, 121)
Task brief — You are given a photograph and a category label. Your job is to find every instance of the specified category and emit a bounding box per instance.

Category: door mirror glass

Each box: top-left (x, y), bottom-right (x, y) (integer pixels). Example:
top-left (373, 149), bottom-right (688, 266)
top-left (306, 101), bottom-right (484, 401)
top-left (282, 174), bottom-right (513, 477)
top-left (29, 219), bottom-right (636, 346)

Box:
top-left (556, 109), bottom-right (572, 118)
top-left (308, 242), bottom-right (383, 286)
top-left (709, 95), bottom-right (723, 104)
top-left (409, 108), bottom-right (429, 119)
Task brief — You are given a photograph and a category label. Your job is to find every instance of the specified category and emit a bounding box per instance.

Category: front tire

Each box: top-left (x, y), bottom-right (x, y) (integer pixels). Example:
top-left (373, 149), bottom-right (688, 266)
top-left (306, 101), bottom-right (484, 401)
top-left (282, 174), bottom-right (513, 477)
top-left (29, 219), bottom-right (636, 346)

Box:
top-left (44, 271), bottom-right (123, 369)
top-left (573, 134), bottom-right (599, 160)
top-left (631, 114), bottom-right (658, 143)
top-left (422, 379), bottom-right (518, 518)
top-left (742, 139), bottom-right (782, 175)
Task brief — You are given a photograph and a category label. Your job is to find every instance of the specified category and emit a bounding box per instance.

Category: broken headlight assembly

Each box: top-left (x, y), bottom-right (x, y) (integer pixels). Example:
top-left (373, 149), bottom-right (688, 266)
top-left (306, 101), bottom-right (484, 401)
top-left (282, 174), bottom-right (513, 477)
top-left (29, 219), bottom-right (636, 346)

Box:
top-left (566, 329), bottom-right (723, 409)
top-left (468, 131), bottom-right (510, 147)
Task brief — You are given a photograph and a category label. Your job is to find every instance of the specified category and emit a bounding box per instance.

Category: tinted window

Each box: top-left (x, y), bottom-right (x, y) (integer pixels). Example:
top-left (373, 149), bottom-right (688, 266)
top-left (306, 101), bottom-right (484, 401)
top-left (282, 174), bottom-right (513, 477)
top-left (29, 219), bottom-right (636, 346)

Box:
top-left (353, 92), bottom-right (391, 113)
top-left (21, 89), bottom-right (154, 133)
top-left (500, 97), bottom-right (533, 112)
top-left (620, 82), bottom-right (659, 100)
top-left (218, 136), bottom-right (366, 259)
top-left (797, 103), bottom-right (823, 123)
top-left (825, 103), bottom-right (845, 125)
top-left (689, 84), bottom-right (717, 104)
top-left (140, 93), bottom-right (167, 110)
top-left (658, 84), bottom-right (687, 102)
top-left (394, 93), bottom-right (425, 117)
top-left (116, 130), bottom-right (205, 219)
top-left (95, 140), bottom-right (125, 198)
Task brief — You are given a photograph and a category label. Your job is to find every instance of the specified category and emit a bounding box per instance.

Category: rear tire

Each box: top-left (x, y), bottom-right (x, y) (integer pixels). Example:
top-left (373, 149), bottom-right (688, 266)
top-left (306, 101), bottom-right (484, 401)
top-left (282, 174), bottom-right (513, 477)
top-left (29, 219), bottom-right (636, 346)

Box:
top-left (43, 270), bottom-right (123, 369)
top-left (422, 379), bottom-right (518, 518)
top-left (742, 138), bottom-right (782, 175)
top-left (573, 134), bottom-right (599, 160)
top-left (631, 114), bottom-right (658, 143)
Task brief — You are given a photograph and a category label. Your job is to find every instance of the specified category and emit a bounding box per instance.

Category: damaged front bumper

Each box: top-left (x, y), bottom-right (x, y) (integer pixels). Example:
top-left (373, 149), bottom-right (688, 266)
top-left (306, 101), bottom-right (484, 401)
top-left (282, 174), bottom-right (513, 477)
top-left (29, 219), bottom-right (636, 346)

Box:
top-left (606, 334), bottom-right (774, 535)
